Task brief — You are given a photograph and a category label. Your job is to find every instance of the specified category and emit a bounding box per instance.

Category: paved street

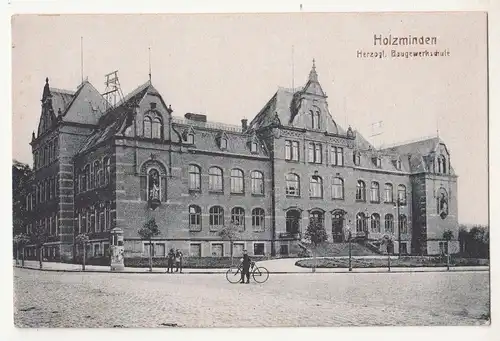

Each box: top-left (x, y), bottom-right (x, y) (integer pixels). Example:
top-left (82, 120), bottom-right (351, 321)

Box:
top-left (13, 267), bottom-right (489, 328)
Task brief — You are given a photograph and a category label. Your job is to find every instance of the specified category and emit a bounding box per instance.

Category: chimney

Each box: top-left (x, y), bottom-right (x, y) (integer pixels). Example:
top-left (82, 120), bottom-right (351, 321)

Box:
top-left (241, 119), bottom-right (248, 131)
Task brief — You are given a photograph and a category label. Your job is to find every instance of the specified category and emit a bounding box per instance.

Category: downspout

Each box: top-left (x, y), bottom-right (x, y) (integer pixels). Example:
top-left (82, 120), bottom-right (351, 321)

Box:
top-left (167, 105), bottom-right (173, 178)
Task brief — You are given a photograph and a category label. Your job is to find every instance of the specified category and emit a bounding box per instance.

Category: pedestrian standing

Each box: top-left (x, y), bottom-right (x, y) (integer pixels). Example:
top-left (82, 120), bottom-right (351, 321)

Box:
top-left (175, 249), bottom-right (183, 273)
top-left (166, 248), bottom-right (175, 273)
top-left (240, 250), bottom-right (251, 284)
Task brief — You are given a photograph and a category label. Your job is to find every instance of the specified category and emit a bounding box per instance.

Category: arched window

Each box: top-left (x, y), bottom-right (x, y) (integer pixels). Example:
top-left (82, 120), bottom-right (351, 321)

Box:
top-left (251, 171), bottom-right (264, 195)
top-left (385, 214), bottom-right (394, 233)
top-left (399, 214), bottom-right (408, 234)
top-left (81, 168), bottom-right (87, 192)
top-left (209, 206), bottom-right (224, 230)
top-left (384, 183), bottom-right (393, 203)
top-left (84, 165), bottom-right (90, 191)
top-left (104, 157), bottom-right (111, 185)
top-left (252, 208), bottom-right (265, 231)
top-left (209, 167), bottom-right (223, 192)
top-left (332, 177), bottom-right (344, 199)
top-left (396, 159), bottom-right (402, 170)
top-left (353, 152), bottom-right (361, 166)
top-left (189, 205), bottom-right (202, 231)
top-left (152, 117), bottom-right (162, 139)
top-left (250, 141), bottom-right (258, 153)
top-left (371, 213), bottom-right (381, 233)
top-left (438, 154), bottom-right (447, 174)
top-left (188, 165), bottom-right (201, 191)
top-left (286, 209), bottom-right (301, 234)
top-left (309, 175), bottom-right (323, 198)
top-left (331, 210), bottom-right (345, 242)
top-left (356, 180), bottom-right (366, 201)
top-left (48, 141), bottom-right (53, 162)
top-left (231, 207), bottom-right (245, 230)
top-left (220, 137), bottom-right (228, 150)
top-left (230, 169), bottom-right (244, 193)
top-left (147, 168), bottom-right (161, 201)
top-left (93, 161), bottom-right (101, 188)
top-left (356, 212), bottom-right (367, 232)
top-left (397, 185), bottom-right (406, 204)
top-left (311, 110), bottom-right (320, 130)
top-left (105, 202), bottom-right (111, 231)
top-left (437, 187), bottom-right (449, 219)
top-left (53, 139), bottom-right (57, 160)
top-left (186, 133), bottom-right (195, 144)
top-left (310, 210), bottom-right (324, 229)
top-left (143, 116), bottom-right (152, 138)
top-left (370, 182), bottom-right (380, 202)
top-left (285, 173), bottom-right (300, 196)
top-left (44, 145), bottom-right (49, 165)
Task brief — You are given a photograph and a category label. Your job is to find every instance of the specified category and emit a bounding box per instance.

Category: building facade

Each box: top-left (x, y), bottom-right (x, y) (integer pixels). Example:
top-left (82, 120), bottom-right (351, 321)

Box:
top-left (24, 62), bottom-right (459, 262)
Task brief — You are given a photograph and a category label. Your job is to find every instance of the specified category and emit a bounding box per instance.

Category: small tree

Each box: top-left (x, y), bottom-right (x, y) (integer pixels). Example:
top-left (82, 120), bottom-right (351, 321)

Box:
top-left (304, 218), bottom-right (328, 273)
top-left (13, 233), bottom-right (30, 267)
top-left (138, 218), bottom-right (160, 272)
top-left (30, 224), bottom-right (49, 269)
top-left (218, 222), bottom-right (241, 266)
top-left (443, 230), bottom-right (453, 254)
top-left (75, 233), bottom-right (90, 271)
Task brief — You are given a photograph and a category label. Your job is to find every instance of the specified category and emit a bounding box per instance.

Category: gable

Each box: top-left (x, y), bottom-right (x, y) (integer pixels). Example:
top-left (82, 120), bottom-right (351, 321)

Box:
top-left (62, 82), bottom-right (109, 125)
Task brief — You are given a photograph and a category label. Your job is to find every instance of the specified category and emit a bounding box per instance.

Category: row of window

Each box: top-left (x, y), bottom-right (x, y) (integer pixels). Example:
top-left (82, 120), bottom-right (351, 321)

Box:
top-left (33, 138), bottom-right (59, 170)
top-left (354, 212), bottom-right (408, 234)
top-left (283, 173), bottom-right (407, 202)
top-left (283, 209), bottom-right (408, 235)
top-left (76, 157), bottom-right (111, 193)
top-left (77, 203), bottom-right (112, 234)
top-left (188, 206), bottom-right (265, 232)
top-left (26, 175), bottom-right (60, 210)
top-left (284, 140), bottom-right (344, 166)
top-left (26, 213), bottom-right (60, 236)
top-left (187, 166), bottom-right (265, 195)
top-left (142, 241), bottom-right (267, 258)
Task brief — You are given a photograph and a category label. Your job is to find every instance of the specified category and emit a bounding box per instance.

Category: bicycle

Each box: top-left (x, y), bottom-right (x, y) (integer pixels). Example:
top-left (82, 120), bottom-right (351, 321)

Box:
top-left (226, 261), bottom-right (269, 284)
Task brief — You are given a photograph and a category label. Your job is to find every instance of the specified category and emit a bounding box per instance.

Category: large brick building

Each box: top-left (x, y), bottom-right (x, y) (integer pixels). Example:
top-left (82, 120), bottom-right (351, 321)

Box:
top-left (24, 61), bottom-right (459, 262)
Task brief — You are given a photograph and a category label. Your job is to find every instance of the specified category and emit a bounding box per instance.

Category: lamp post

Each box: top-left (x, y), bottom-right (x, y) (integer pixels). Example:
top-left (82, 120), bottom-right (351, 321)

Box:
top-left (346, 221), bottom-right (352, 272)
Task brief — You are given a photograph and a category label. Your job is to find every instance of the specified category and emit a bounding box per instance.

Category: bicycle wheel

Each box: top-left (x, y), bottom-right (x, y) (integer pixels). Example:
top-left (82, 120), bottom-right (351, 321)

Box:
top-left (252, 266), bottom-right (269, 283)
top-left (226, 267), bottom-right (242, 284)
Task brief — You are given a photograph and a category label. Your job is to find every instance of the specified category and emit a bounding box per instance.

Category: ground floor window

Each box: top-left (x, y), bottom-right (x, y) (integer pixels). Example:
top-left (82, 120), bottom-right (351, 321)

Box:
top-left (400, 242), bottom-right (408, 255)
top-left (190, 243), bottom-right (201, 257)
top-left (233, 243), bottom-right (245, 257)
top-left (144, 243), bottom-right (154, 257)
top-left (211, 243), bottom-right (224, 257)
top-left (253, 243), bottom-right (265, 256)
top-left (103, 243), bottom-right (110, 258)
top-left (280, 245), bottom-right (289, 256)
top-left (94, 244), bottom-right (100, 257)
top-left (439, 241), bottom-right (449, 255)
top-left (155, 243), bottom-right (166, 257)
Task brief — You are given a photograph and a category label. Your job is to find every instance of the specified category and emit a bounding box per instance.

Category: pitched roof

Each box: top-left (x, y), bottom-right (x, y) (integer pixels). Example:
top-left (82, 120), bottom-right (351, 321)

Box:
top-left (78, 81), bottom-right (153, 154)
top-left (381, 136), bottom-right (441, 156)
top-left (49, 87), bottom-right (75, 115)
top-left (60, 81), bottom-right (109, 125)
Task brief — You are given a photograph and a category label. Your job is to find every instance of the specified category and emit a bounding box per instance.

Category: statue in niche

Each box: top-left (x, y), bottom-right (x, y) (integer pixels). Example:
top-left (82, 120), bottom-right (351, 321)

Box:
top-left (438, 192), bottom-right (448, 219)
top-left (148, 169), bottom-right (160, 201)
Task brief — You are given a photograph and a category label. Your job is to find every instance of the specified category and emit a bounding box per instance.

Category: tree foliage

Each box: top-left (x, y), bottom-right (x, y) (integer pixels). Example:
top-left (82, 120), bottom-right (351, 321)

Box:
top-left (304, 218), bottom-right (328, 247)
top-left (442, 230), bottom-right (454, 241)
top-left (12, 161), bottom-right (32, 236)
top-left (138, 218), bottom-right (160, 240)
top-left (217, 222), bottom-right (241, 243)
top-left (458, 224), bottom-right (489, 258)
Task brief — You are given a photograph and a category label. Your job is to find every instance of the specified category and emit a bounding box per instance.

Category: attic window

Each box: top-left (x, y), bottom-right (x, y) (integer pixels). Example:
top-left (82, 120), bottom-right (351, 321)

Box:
top-left (150, 102), bottom-right (157, 110)
top-left (372, 157), bottom-right (382, 168)
top-left (395, 159), bottom-right (402, 170)
top-left (353, 152), bottom-right (361, 166)
top-left (250, 141), bottom-right (258, 153)
top-left (186, 133), bottom-right (195, 144)
top-left (220, 137), bottom-right (228, 150)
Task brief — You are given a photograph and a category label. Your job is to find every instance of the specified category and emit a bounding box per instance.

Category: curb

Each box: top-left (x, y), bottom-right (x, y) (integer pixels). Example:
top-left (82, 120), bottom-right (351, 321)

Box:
top-left (14, 266), bottom-right (489, 275)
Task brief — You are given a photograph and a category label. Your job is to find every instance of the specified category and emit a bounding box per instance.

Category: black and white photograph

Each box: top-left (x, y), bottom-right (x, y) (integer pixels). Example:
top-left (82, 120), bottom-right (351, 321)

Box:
top-left (7, 4), bottom-right (493, 335)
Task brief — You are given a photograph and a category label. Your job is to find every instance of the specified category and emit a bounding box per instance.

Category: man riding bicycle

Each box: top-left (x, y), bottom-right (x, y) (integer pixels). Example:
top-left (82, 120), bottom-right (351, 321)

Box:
top-left (240, 250), bottom-right (251, 284)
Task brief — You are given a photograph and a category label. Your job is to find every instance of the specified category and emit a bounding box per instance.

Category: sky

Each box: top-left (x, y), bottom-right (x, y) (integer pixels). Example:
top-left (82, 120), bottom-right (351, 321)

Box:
top-left (11, 12), bottom-right (488, 225)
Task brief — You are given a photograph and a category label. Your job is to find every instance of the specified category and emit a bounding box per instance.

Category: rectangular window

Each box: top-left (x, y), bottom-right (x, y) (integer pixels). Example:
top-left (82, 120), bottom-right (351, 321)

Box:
top-left (400, 243), bottom-right (408, 255)
top-left (285, 140), bottom-right (300, 161)
top-left (211, 243), bottom-right (224, 257)
top-left (144, 243), bottom-right (154, 257)
top-left (308, 142), bottom-right (322, 163)
top-left (292, 141), bottom-right (299, 161)
top-left (103, 243), bottom-right (110, 258)
top-left (253, 243), bottom-right (265, 256)
top-left (285, 140), bottom-right (291, 160)
top-left (331, 147), bottom-right (344, 166)
top-left (155, 243), bottom-right (166, 257)
top-left (99, 212), bottom-right (105, 233)
top-left (94, 244), bottom-right (100, 257)
top-left (190, 243), bottom-right (201, 257)
top-left (233, 243), bottom-right (245, 257)
top-left (280, 245), bottom-right (289, 255)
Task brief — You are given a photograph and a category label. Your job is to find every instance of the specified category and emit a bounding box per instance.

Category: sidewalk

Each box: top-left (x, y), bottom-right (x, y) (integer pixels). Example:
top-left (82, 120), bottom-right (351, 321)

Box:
top-left (13, 259), bottom-right (489, 274)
